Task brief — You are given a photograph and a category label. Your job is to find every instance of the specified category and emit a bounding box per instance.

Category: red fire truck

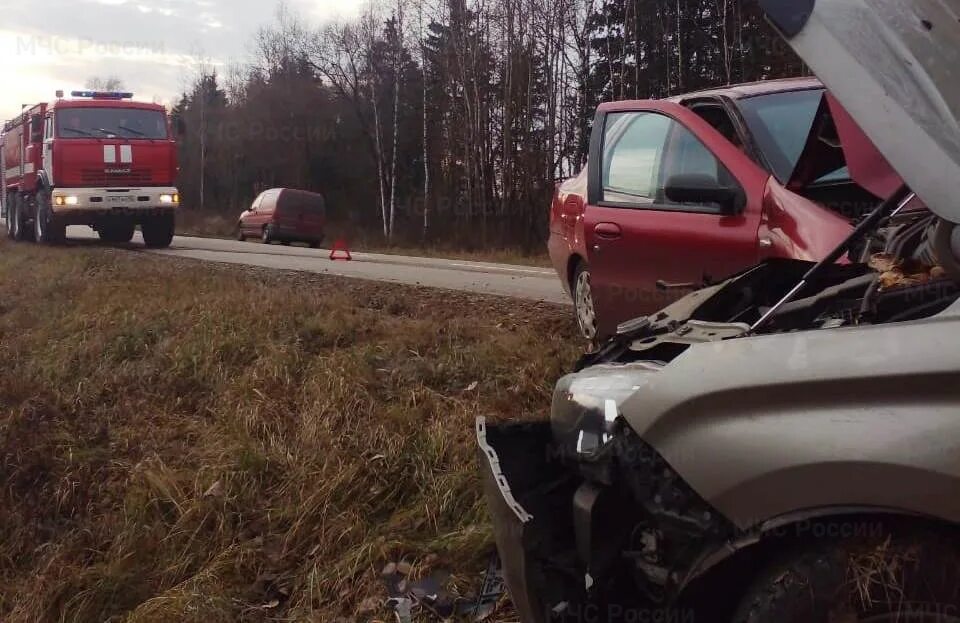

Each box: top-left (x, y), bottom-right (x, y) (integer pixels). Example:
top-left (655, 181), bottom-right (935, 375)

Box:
top-left (1, 91), bottom-right (179, 247)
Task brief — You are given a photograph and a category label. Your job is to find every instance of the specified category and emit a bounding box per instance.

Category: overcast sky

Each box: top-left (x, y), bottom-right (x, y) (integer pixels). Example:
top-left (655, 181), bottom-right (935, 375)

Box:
top-left (0, 0), bottom-right (363, 121)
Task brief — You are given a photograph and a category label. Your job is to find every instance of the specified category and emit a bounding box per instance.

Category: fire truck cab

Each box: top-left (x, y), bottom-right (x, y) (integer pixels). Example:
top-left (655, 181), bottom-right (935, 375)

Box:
top-left (1, 91), bottom-right (179, 247)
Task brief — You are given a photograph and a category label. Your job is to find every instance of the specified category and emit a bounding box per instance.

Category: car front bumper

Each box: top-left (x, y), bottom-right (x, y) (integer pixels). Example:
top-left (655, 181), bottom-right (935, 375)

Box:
top-left (477, 418), bottom-right (583, 623)
top-left (51, 187), bottom-right (179, 214)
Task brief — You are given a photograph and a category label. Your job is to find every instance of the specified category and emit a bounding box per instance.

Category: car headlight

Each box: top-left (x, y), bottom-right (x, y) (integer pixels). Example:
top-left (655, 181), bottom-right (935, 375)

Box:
top-left (54, 195), bottom-right (78, 206)
top-left (159, 194), bottom-right (179, 204)
top-left (550, 362), bottom-right (662, 460)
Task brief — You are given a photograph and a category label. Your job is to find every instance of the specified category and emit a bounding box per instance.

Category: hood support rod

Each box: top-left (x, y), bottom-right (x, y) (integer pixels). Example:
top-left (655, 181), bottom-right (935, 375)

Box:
top-left (751, 185), bottom-right (915, 332)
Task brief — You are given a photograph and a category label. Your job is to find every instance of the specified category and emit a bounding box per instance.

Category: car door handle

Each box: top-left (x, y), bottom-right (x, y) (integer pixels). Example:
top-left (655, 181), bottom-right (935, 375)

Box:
top-left (594, 222), bottom-right (622, 240)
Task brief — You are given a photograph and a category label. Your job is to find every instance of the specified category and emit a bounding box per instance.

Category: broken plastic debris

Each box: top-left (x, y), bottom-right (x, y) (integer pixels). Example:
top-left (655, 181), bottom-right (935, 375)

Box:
top-left (203, 480), bottom-right (224, 498)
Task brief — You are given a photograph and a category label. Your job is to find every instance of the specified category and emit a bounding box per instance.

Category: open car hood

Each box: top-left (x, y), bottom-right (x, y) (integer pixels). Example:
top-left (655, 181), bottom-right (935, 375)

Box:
top-left (762, 0), bottom-right (960, 223)
top-left (786, 93), bottom-right (904, 201)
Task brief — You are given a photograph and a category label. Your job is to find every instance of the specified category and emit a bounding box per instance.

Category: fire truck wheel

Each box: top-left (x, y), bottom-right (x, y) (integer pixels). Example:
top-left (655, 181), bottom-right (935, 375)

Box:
top-left (98, 222), bottom-right (135, 244)
top-left (6, 197), bottom-right (16, 239)
top-left (34, 189), bottom-right (66, 244)
top-left (10, 195), bottom-right (32, 242)
top-left (142, 213), bottom-right (175, 248)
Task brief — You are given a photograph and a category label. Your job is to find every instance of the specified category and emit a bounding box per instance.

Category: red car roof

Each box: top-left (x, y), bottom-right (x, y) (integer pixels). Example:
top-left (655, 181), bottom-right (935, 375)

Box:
top-left (598, 77), bottom-right (823, 112)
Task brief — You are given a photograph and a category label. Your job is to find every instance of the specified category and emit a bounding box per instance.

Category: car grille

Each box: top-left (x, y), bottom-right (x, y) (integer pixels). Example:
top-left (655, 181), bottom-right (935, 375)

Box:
top-left (81, 168), bottom-right (154, 186)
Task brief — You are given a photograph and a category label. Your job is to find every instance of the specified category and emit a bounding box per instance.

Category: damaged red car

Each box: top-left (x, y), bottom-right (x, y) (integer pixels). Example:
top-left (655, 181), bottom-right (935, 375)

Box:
top-left (550, 77), bottom-right (897, 340)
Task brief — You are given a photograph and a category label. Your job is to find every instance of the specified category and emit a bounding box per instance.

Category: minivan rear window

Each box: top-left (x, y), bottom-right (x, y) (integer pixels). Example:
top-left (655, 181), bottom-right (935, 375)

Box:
top-left (280, 190), bottom-right (325, 214)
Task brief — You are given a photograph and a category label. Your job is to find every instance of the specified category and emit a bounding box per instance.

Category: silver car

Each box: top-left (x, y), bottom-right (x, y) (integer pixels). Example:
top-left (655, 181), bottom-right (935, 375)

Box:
top-left (479, 1), bottom-right (960, 621)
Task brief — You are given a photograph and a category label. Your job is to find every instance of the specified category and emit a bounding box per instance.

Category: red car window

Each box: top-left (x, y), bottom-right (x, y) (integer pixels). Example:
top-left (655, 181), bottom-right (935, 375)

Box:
top-left (601, 112), bottom-right (672, 204)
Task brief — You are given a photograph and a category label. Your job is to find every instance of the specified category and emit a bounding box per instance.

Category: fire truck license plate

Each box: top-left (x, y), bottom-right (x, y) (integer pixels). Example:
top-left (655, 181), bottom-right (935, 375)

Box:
top-left (107, 196), bottom-right (135, 204)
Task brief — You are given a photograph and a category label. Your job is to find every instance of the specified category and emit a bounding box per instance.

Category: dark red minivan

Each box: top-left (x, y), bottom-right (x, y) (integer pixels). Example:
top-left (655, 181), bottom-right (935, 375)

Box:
top-left (238, 188), bottom-right (326, 247)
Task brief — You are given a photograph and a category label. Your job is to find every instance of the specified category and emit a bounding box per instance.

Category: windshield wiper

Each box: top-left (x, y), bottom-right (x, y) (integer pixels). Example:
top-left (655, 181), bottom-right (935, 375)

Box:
top-left (61, 127), bottom-right (97, 137)
top-left (117, 125), bottom-right (146, 137)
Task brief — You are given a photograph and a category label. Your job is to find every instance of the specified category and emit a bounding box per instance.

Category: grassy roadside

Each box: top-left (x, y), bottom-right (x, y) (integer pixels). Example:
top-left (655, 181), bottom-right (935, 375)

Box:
top-left (176, 209), bottom-right (553, 268)
top-left (0, 239), bottom-right (579, 622)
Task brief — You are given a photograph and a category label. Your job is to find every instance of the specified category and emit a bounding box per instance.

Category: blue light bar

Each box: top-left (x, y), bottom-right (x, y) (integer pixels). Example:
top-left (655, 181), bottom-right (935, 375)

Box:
top-left (70, 91), bottom-right (135, 100)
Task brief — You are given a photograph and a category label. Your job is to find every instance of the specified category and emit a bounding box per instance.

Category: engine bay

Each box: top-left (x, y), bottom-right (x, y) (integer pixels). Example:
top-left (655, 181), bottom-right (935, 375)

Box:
top-left (586, 202), bottom-right (960, 370)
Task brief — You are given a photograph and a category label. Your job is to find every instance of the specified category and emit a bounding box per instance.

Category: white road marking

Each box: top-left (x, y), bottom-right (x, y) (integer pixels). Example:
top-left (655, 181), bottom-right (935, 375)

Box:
top-left (448, 262), bottom-right (554, 276)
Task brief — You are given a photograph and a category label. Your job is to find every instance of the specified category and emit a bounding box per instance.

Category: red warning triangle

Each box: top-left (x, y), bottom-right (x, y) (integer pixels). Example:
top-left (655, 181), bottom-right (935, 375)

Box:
top-left (329, 239), bottom-right (352, 261)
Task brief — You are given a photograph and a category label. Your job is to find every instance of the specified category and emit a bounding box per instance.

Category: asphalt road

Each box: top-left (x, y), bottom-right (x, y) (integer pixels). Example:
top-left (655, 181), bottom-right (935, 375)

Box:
top-left (43, 225), bottom-right (571, 305)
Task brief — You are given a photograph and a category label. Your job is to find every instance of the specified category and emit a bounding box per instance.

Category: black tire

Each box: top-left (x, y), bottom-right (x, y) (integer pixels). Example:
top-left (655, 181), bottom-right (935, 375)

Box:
top-left (262, 224), bottom-right (275, 244)
top-left (34, 188), bottom-right (66, 244)
top-left (236, 227), bottom-right (246, 241)
top-left (18, 195), bottom-right (36, 242)
top-left (733, 528), bottom-right (960, 623)
top-left (7, 194), bottom-right (34, 243)
top-left (7, 195), bottom-right (20, 240)
top-left (12, 197), bottom-right (34, 243)
top-left (572, 261), bottom-right (598, 342)
top-left (308, 240), bottom-right (320, 249)
top-left (4, 198), bottom-right (12, 239)
top-left (98, 221), bottom-right (136, 244)
top-left (142, 213), bottom-right (175, 248)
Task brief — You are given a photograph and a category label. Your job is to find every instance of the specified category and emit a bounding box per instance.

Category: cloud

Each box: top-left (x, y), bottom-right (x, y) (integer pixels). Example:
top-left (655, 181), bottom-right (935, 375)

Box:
top-left (0, 0), bottom-right (364, 119)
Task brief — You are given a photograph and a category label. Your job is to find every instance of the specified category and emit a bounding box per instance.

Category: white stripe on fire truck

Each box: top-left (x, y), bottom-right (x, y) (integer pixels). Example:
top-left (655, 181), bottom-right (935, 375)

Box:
top-left (120, 145), bottom-right (133, 164)
top-left (104, 145), bottom-right (117, 164)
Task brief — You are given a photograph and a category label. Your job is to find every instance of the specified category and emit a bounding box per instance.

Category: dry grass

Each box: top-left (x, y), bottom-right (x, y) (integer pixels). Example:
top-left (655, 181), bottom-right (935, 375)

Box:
top-left (0, 238), bottom-right (578, 622)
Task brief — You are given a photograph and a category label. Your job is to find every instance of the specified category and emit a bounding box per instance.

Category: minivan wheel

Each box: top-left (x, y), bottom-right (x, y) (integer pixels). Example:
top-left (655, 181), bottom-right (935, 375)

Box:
top-left (573, 262), bottom-right (598, 341)
top-left (733, 529), bottom-right (960, 623)
top-left (262, 224), bottom-right (275, 244)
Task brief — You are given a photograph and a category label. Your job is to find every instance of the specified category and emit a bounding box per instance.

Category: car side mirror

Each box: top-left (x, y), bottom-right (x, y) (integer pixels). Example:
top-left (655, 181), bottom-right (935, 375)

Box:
top-left (664, 174), bottom-right (746, 215)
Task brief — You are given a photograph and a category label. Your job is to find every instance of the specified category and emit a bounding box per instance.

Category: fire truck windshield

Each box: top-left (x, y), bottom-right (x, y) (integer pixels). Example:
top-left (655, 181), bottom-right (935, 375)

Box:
top-left (56, 108), bottom-right (168, 140)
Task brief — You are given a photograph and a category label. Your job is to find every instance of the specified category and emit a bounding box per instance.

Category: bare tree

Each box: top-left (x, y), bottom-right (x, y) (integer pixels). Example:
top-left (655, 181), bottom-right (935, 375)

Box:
top-left (308, 7), bottom-right (390, 238)
top-left (387, 0), bottom-right (405, 240)
top-left (418, 0), bottom-right (431, 241)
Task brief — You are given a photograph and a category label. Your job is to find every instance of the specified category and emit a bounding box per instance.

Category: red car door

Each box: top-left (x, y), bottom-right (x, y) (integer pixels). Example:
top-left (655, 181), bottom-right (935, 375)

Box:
top-left (583, 102), bottom-right (771, 336)
top-left (242, 192), bottom-right (265, 236)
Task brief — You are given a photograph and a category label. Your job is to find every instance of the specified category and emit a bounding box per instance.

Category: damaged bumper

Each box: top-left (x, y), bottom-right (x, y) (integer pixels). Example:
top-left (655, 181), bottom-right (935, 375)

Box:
top-left (478, 403), bottom-right (734, 621)
top-left (477, 418), bottom-right (580, 623)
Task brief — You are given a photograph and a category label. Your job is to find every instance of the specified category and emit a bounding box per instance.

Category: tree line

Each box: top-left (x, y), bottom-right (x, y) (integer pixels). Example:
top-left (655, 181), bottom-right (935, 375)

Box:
top-left (172, 0), bottom-right (804, 250)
